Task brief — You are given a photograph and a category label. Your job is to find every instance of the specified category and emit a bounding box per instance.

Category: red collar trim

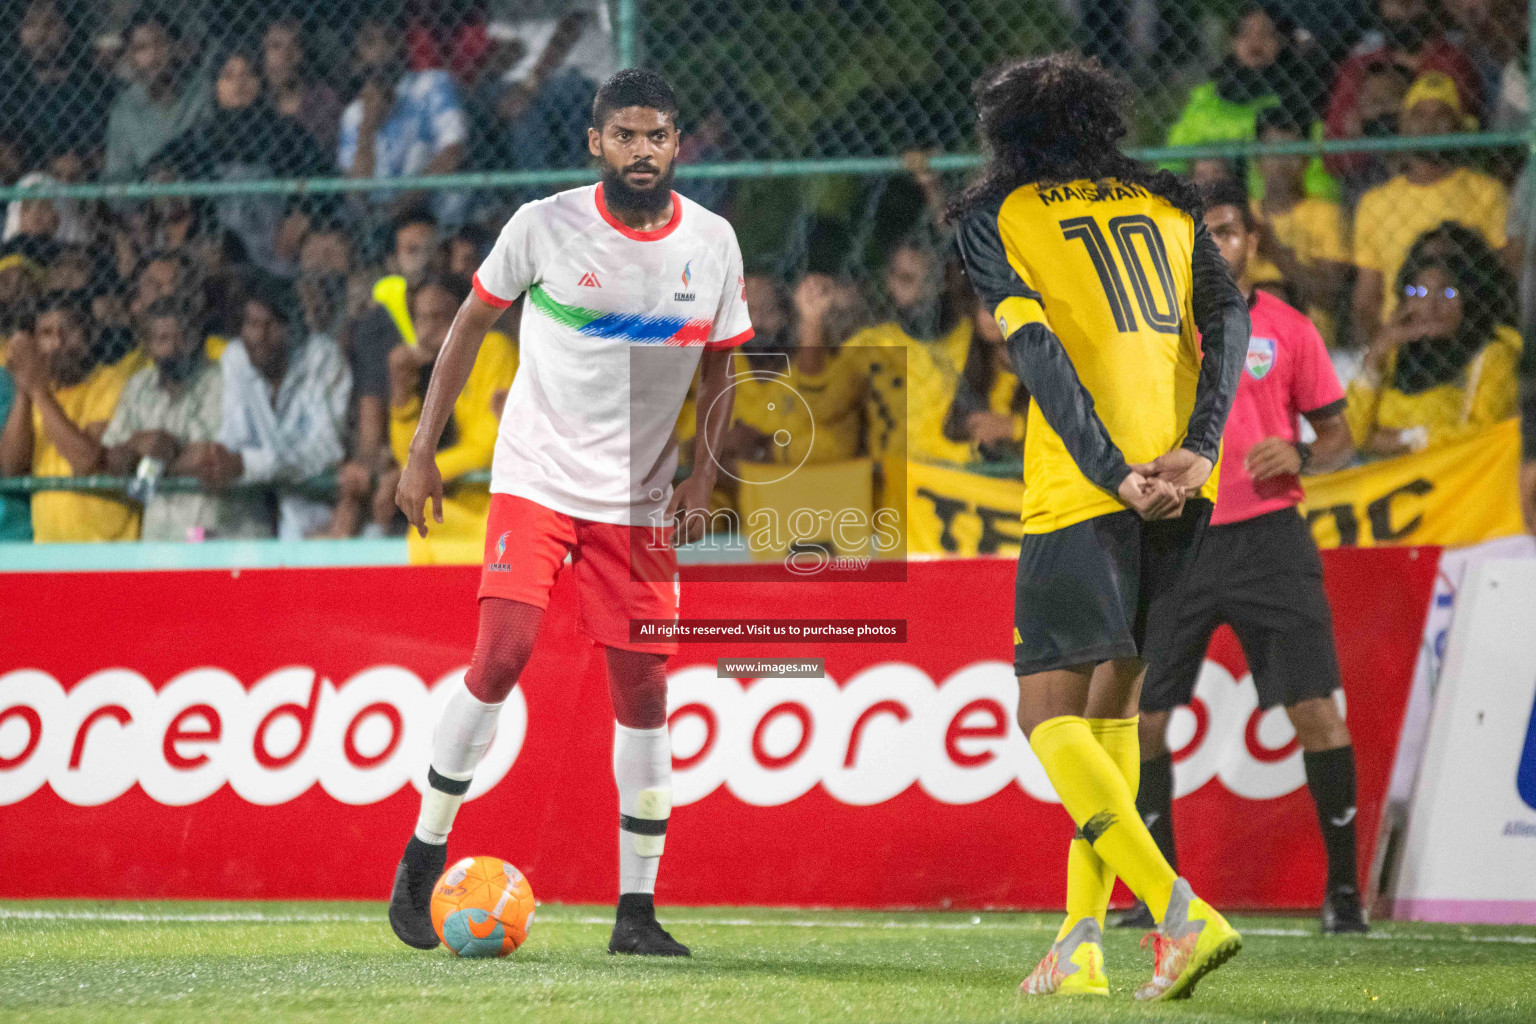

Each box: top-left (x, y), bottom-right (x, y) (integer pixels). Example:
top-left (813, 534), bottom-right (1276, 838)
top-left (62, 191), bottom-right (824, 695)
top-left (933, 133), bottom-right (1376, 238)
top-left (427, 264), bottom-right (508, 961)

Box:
top-left (594, 182), bottom-right (683, 241)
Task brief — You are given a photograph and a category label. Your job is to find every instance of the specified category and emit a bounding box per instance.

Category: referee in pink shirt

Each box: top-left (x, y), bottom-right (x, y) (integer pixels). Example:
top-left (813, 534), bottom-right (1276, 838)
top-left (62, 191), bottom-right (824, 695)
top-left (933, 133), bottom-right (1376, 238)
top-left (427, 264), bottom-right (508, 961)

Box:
top-left (1117, 179), bottom-right (1363, 935)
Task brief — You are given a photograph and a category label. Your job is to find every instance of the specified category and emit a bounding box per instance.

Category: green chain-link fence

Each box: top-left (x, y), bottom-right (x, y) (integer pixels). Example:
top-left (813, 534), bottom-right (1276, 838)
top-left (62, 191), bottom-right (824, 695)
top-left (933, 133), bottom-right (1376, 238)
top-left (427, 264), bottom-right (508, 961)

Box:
top-left (0, 0), bottom-right (1531, 538)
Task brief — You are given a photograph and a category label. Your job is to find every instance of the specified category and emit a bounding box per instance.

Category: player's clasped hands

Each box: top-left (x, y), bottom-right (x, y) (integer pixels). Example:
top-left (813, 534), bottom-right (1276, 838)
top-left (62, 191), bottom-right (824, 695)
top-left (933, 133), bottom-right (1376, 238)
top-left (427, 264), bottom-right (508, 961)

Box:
top-left (1124, 447), bottom-right (1217, 521)
top-left (1118, 471), bottom-right (1184, 521)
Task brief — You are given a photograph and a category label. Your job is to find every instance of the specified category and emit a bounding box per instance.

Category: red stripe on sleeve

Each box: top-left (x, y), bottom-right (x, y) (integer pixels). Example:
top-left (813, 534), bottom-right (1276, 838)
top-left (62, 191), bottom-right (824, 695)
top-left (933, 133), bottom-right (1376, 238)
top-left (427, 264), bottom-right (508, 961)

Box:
top-left (472, 272), bottom-right (514, 309)
top-left (706, 327), bottom-right (754, 351)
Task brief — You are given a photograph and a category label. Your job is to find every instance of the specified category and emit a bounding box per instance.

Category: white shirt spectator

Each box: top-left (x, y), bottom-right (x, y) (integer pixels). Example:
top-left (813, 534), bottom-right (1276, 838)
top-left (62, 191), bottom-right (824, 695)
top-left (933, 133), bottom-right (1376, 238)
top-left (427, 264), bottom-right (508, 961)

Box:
top-left (338, 70), bottom-right (469, 223)
top-left (218, 334), bottom-right (352, 539)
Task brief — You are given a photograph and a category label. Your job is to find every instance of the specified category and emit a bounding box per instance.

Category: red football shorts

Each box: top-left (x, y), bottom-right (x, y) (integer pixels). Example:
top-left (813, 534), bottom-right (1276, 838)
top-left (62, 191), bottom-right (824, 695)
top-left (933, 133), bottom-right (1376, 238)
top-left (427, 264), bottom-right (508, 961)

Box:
top-left (478, 493), bottom-right (679, 655)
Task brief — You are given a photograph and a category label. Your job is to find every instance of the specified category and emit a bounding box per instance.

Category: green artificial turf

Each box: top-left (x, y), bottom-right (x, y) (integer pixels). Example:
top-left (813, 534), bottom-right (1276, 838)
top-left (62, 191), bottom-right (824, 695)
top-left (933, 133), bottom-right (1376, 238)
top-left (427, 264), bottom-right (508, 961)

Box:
top-left (1, 901), bottom-right (1533, 1023)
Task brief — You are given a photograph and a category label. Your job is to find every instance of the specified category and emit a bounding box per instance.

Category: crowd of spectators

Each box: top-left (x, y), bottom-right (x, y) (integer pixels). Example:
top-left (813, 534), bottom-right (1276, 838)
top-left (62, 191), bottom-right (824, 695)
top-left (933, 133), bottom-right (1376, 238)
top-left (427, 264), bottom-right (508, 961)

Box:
top-left (0, 0), bottom-right (1530, 544)
top-left (1159, 0), bottom-right (1525, 451)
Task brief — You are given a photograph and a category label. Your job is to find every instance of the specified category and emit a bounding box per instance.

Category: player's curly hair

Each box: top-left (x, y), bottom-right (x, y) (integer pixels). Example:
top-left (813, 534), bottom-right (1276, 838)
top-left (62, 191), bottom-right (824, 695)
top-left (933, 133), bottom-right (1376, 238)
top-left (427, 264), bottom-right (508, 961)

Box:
top-left (946, 53), bottom-right (1200, 223)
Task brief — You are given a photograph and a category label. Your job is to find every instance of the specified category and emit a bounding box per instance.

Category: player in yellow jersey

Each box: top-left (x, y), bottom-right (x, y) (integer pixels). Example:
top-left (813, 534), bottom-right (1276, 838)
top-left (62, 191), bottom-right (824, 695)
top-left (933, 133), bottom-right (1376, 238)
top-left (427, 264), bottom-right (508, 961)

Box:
top-left (950, 54), bottom-right (1250, 1002)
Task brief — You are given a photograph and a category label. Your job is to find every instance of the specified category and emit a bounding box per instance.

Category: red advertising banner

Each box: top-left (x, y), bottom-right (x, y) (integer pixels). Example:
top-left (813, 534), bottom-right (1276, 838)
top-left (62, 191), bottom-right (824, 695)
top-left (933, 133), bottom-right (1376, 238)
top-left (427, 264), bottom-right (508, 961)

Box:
top-left (0, 549), bottom-right (1437, 908)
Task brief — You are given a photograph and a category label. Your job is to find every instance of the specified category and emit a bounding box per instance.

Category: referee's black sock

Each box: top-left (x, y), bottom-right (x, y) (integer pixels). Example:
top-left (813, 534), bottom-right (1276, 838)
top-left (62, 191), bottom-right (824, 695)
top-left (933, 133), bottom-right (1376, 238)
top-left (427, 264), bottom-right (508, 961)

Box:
top-left (1303, 745), bottom-right (1359, 891)
top-left (1137, 751), bottom-right (1178, 872)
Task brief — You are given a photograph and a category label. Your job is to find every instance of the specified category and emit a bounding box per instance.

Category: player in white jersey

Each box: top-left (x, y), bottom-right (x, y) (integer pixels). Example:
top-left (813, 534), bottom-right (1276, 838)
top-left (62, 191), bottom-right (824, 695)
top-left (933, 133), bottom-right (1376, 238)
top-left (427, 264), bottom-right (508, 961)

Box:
top-left (387, 69), bottom-right (752, 956)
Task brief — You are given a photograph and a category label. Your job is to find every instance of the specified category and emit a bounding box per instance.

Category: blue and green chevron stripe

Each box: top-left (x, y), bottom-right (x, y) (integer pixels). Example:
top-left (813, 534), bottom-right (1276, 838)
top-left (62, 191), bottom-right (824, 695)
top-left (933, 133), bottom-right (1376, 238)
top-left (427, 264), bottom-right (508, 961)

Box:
top-left (529, 284), bottom-right (713, 345)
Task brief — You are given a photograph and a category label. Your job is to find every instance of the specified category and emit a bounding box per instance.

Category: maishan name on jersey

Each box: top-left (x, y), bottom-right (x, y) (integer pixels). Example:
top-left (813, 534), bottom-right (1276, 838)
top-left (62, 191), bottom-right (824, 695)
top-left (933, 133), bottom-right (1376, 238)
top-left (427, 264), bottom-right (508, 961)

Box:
top-left (1037, 181), bottom-right (1151, 206)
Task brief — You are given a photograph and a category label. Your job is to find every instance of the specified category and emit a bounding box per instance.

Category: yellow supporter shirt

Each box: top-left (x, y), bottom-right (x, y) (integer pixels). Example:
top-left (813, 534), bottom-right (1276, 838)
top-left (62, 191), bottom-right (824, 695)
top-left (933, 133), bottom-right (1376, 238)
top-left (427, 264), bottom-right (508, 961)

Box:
top-left (390, 330), bottom-right (519, 543)
top-left (1345, 323), bottom-right (1522, 449)
top-left (30, 360), bottom-right (140, 543)
top-left (955, 178), bottom-right (1219, 533)
top-left (843, 318), bottom-right (974, 464)
top-left (1250, 196), bottom-right (1348, 344)
top-left (1354, 168), bottom-right (1508, 319)
top-left (727, 350), bottom-right (863, 465)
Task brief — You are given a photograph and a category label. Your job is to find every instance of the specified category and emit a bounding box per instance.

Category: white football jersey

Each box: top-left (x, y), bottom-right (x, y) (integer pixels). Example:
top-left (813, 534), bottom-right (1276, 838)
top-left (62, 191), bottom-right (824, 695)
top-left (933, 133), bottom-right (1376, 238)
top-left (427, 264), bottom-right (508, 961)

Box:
top-left (472, 183), bottom-right (753, 525)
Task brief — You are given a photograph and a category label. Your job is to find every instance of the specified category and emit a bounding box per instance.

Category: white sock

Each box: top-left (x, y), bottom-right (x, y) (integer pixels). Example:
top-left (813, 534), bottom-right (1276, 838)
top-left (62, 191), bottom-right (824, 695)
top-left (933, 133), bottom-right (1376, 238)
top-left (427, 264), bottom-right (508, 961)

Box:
top-left (614, 722), bottom-right (672, 895)
top-left (414, 682), bottom-right (502, 845)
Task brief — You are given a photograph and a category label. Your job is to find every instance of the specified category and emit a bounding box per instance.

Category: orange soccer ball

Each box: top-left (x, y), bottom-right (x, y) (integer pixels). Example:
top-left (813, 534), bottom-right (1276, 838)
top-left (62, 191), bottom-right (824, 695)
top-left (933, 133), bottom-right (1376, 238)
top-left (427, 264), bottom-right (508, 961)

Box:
top-left (429, 856), bottom-right (536, 957)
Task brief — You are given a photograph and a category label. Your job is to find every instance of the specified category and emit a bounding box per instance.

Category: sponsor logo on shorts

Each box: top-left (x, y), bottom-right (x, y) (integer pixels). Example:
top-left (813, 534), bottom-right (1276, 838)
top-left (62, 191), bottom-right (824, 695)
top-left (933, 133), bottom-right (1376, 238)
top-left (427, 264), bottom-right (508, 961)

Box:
top-left (488, 530), bottom-right (513, 572)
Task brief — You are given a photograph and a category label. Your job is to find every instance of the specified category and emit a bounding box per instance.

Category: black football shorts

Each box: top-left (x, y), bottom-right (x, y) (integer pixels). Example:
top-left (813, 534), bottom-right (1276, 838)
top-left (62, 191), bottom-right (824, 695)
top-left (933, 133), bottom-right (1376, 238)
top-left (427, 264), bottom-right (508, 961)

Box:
top-left (1141, 505), bottom-right (1343, 712)
top-left (1013, 499), bottom-right (1213, 676)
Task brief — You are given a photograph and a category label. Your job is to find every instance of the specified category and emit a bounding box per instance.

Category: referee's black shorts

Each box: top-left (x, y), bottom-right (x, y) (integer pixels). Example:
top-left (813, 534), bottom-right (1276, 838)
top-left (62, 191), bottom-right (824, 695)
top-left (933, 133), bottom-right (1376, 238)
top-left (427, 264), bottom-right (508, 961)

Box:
top-left (1013, 499), bottom-right (1212, 676)
top-left (1141, 505), bottom-right (1342, 712)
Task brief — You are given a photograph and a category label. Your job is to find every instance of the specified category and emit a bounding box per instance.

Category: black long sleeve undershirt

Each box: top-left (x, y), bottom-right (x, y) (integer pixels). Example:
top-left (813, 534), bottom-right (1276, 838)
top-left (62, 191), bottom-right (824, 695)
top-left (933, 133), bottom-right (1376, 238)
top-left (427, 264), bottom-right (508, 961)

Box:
top-left (1184, 221), bottom-right (1250, 462)
top-left (1004, 323), bottom-right (1132, 494)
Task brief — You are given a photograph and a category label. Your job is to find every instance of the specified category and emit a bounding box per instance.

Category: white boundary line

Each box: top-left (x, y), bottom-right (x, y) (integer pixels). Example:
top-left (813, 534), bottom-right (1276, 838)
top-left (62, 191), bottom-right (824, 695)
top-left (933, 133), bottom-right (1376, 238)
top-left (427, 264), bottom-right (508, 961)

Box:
top-left (0, 908), bottom-right (1533, 944)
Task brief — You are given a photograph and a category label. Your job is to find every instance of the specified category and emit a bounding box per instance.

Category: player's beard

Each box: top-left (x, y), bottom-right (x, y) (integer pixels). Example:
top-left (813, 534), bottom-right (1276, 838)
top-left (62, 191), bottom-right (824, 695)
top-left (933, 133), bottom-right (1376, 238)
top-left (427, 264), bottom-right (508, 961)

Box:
top-left (601, 160), bottom-right (676, 218)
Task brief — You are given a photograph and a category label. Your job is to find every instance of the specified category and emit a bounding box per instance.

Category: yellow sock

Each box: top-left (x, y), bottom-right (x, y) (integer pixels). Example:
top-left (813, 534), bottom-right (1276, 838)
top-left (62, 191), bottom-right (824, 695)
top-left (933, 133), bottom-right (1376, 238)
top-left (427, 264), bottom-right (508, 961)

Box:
top-left (1033, 715), bottom-right (1176, 922)
top-left (1058, 717), bottom-right (1142, 938)
top-left (1059, 834), bottom-right (1109, 940)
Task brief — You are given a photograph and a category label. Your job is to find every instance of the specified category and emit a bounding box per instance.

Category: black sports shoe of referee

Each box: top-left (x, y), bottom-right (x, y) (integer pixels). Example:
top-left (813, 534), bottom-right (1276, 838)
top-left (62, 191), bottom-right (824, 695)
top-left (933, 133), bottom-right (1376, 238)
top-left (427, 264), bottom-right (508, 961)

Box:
top-left (1114, 180), bottom-right (1367, 935)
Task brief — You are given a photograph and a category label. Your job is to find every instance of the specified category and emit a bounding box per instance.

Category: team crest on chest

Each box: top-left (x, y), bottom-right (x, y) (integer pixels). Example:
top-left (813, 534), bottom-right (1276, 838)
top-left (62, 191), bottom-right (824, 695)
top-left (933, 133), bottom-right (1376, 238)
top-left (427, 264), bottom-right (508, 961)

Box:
top-left (675, 259), bottom-right (697, 302)
top-left (1246, 337), bottom-right (1276, 380)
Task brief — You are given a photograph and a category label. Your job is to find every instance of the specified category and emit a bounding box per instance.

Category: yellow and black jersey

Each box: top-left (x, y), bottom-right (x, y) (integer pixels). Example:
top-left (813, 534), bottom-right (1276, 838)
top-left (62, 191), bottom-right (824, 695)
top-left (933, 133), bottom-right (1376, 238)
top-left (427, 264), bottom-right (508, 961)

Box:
top-left (955, 178), bottom-right (1249, 533)
top-left (843, 319), bottom-right (975, 463)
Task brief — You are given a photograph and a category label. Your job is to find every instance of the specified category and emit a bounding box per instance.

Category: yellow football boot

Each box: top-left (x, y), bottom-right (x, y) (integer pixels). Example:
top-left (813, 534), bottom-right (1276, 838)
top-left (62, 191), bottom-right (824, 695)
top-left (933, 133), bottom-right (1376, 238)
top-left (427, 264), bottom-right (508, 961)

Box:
top-left (1019, 918), bottom-right (1109, 997)
top-left (1133, 879), bottom-right (1242, 1002)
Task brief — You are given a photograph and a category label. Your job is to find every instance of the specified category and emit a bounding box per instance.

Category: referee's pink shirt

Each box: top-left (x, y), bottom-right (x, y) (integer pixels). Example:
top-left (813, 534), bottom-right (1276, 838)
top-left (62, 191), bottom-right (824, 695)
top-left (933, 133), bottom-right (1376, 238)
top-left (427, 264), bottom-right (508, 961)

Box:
top-left (1210, 290), bottom-right (1346, 527)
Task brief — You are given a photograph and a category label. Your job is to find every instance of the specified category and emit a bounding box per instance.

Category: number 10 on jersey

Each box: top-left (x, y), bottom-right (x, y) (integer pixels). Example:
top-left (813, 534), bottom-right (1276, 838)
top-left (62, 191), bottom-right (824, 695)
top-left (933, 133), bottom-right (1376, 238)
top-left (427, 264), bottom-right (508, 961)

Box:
top-left (1060, 214), bottom-right (1181, 335)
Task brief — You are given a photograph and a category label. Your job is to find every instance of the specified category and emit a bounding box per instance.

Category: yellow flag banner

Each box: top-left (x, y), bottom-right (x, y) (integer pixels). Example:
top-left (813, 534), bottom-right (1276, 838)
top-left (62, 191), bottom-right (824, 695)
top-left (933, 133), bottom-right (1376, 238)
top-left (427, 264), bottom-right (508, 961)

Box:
top-left (904, 460), bottom-right (1025, 557)
top-left (1300, 418), bottom-right (1524, 549)
top-left (904, 419), bottom-right (1524, 556)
